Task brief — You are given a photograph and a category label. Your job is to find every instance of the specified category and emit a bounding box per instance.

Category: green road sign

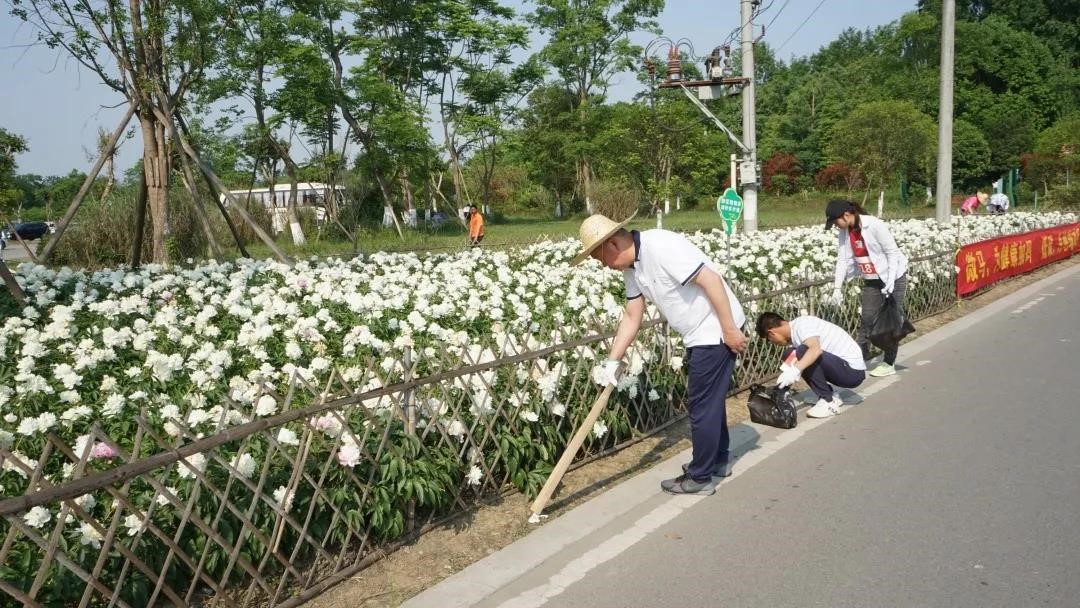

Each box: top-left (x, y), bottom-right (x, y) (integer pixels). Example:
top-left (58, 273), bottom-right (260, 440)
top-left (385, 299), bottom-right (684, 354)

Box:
top-left (717, 187), bottom-right (743, 235)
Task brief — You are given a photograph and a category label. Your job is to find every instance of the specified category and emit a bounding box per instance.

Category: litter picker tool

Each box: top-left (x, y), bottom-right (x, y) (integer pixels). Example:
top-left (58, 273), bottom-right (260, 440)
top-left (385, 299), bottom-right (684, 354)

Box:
top-left (528, 365), bottom-right (623, 523)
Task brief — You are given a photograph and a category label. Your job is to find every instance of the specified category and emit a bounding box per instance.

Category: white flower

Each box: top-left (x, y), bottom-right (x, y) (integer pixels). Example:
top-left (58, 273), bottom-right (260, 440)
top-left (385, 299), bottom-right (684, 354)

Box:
top-left (23, 506), bottom-right (51, 528)
top-left (102, 394), bottom-right (125, 418)
top-left (648, 389), bottom-right (660, 401)
top-left (272, 485), bottom-right (294, 511)
top-left (550, 402), bottom-right (567, 417)
top-left (255, 395), bottom-right (278, 416)
top-left (445, 420), bottom-right (467, 440)
top-left (277, 428), bottom-right (300, 446)
top-left (592, 421), bottom-right (609, 439)
top-left (74, 494), bottom-right (96, 511)
top-left (670, 356), bottom-right (684, 371)
top-left (60, 405), bottom-right (93, 423)
top-left (465, 464), bottom-right (483, 486)
top-left (177, 453), bottom-right (207, 479)
top-left (79, 522), bottom-right (103, 548)
top-left (518, 410), bottom-right (539, 422)
top-left (231, 453), bottom-right (257, 478)
top-left (123, 513), bottom-right (146, 537)
top-left (155, 487), bottom-right (179, 507)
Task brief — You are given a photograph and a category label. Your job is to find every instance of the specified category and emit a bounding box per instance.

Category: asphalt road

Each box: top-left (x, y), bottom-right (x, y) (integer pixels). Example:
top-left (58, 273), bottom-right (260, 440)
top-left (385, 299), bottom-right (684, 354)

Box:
top-left (476, 267), bottom-right (1080, 608)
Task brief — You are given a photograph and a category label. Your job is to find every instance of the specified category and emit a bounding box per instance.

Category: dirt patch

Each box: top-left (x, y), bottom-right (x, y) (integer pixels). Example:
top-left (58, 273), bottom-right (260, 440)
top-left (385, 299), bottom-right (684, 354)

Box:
top-left (302, 256), bottom-right (1078, 608)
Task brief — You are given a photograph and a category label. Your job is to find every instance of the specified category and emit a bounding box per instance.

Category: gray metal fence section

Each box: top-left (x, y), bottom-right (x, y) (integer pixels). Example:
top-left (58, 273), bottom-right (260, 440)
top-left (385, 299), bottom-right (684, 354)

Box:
top-left (0, 251), bottom-right (958, 607)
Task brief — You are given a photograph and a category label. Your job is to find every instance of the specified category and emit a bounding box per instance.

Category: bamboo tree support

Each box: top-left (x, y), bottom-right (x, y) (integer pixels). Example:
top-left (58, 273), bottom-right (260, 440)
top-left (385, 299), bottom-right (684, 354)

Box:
top-left (0, 259), bottom-right (26, 306)
top-left (175, 140), bottom-right (224, 260)
top-left (5, 223), bottom-right (39, 264)
top-left (130, 174), bottom-right (149, 268)
top-left (39, 104), bottom-right (137, 263)
top-left (172, 122), bottom-right (291, 264)
top-left (174, 113), bottom-right (251, 258)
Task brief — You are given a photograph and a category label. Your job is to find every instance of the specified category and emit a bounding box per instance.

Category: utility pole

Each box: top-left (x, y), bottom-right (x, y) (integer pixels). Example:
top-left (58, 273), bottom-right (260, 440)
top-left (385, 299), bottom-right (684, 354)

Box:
top-left (934, 0), bottom-right (955, 224)
top-left (740, 0), bottom-right (759, 233)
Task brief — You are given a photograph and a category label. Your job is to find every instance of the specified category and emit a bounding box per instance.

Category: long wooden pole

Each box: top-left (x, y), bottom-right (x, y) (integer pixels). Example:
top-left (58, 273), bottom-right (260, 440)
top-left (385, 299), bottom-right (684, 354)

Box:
top-left (529, 377), bottom-right (621, 521)
top-left (39, 104), bottom-right (136, 262)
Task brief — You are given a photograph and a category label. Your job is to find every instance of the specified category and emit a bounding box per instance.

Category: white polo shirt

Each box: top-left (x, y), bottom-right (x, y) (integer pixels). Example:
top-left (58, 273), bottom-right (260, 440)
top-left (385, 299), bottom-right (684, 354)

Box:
top-left (788, 315), bottom-right (866, 370)
top-left (623, 229), bottom-right (746, 348)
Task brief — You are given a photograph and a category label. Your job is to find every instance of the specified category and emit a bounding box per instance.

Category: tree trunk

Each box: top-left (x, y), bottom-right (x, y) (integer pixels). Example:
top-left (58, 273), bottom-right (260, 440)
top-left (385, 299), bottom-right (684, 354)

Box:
top-left (130, 173), bottom-right (148, 268)
top-left (140, 113), bottom-right (172, 264)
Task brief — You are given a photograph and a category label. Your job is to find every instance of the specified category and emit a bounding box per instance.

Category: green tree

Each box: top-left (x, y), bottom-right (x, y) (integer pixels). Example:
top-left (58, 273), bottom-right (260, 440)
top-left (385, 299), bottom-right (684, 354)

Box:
top-left (951, 119), bottom-right (992, 191)
top-left (827, 100), bottom-right (936, 197)
top-left (0, 128), bottom-right (29, 218)
top-left (11, 0), bottom-right (231, 263)
top-left (529, 0), bottom-right (662, 209)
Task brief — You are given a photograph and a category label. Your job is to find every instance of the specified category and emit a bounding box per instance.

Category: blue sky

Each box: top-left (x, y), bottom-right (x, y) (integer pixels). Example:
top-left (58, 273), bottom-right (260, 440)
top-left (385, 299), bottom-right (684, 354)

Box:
top-left (0, 0), bottom-right (916, 176)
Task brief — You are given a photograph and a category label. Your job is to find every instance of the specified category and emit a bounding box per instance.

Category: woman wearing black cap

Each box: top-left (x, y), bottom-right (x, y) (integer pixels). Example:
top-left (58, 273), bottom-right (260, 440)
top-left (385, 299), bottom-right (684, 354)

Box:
top-left (823, 200), bottom-right (909, 377)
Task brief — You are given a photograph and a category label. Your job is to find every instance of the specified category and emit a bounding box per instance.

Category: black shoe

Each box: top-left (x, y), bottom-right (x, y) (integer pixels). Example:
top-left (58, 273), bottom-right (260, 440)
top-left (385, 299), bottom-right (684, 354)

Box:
top-left (682, 461), bottom-right (733, 478)
top-left (661, 474), bottom-right (717, 496)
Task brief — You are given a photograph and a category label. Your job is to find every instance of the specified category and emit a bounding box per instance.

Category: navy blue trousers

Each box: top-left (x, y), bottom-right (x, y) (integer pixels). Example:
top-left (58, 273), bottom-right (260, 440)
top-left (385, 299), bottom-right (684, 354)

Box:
top-left (783, 344), bottom-right (865, 401)
top-left (685, 344), bottom-right (736, 482)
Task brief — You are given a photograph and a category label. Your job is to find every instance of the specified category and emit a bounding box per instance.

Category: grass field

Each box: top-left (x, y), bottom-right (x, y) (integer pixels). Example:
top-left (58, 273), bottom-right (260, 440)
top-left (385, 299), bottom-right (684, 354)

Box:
top-left (245, 192), bottom-right (939, 260)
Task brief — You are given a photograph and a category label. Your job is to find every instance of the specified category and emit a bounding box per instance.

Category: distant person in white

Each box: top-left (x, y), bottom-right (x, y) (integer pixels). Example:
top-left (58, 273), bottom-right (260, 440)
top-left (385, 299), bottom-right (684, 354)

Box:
top-left (987, 192), bottom-right (1010, 214)
top-left (757, 312), bottom-right (866, 419)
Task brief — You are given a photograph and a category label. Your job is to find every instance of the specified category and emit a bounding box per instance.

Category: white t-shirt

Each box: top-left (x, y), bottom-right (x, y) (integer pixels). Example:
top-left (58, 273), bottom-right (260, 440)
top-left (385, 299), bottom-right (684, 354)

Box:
top-left (623, 230), bottom-right (746, 348)
top-left (789, 315), bottom-right (866, 371)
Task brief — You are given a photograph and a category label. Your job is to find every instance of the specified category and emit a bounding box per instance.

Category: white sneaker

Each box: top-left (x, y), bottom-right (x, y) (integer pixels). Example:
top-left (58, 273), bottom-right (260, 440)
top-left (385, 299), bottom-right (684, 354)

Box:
top-left (807, 398), bottom-right (841, 418)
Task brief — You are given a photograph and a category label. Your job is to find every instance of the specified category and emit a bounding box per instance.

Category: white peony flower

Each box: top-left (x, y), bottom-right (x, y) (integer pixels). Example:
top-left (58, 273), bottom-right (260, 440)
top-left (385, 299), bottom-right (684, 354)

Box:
top-left (177, 453), bottom-right (207, 479)
top-left (79, 522), bottom-right (103, 548)
top-left (254, 395), bottom-right (278, 416)
top-left (276, 428), bottom-right (300, 446)
top-left (465, 465), bottom-right (483, 487)
top-left (231, 453), bottom-right (257, 479)
top-left (592, 421), bottom-right (609, 439)
top-left (23, 506), bottom-right (51, 528)
top-left (272, 485), bottom-right (294, 511)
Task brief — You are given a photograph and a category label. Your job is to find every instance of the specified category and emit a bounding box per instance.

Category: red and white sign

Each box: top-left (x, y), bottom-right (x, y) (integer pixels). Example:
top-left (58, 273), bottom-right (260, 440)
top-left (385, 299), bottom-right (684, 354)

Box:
top-left (956, 222), bottom-right (1080, 297)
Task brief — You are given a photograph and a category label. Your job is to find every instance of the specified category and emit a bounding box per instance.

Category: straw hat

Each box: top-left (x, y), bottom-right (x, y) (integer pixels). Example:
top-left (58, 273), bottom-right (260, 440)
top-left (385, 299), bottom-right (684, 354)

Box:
top-left (571, 213), bottom-right (637, 266)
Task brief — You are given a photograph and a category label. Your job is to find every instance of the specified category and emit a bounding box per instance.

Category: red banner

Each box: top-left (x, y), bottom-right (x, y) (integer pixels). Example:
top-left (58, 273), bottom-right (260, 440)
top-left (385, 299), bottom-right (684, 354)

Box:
top-left (956, 222), bottom-right (1080, 296)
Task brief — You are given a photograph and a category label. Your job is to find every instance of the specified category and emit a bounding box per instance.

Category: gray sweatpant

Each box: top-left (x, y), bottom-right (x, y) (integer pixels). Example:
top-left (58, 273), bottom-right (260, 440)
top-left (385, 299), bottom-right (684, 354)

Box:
top-left (858, 274), bottom-right (907, 365)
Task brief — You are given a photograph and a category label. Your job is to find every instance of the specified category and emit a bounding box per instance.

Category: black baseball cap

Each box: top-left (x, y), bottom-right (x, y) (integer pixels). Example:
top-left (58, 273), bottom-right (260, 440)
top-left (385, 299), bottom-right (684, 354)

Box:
top-left (824, 200), bottom-right (855, 231)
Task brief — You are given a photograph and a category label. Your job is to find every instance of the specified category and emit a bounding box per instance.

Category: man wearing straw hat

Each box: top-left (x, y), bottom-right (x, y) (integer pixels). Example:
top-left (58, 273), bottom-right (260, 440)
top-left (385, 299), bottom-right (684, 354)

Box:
top-left (572, 213), bottom-right (748, 496)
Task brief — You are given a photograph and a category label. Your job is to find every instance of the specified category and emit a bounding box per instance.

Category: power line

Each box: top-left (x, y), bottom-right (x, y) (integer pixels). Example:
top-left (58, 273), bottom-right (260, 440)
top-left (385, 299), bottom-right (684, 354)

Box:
top-left (775, 0), bottom-right (827, 53)
top-left (764, 0), bottom-right (793, 31)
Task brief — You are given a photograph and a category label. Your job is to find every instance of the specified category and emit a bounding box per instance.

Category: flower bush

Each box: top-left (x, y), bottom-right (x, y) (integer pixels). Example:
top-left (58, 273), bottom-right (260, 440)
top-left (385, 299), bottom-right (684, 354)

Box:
top-left (0, 211), bottom-right (1074, 604)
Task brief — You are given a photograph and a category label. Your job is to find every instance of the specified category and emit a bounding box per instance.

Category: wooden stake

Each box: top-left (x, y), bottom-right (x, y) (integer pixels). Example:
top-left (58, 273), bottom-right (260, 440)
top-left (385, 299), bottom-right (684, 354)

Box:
top-left (529, 379), bottom-right (620, 521)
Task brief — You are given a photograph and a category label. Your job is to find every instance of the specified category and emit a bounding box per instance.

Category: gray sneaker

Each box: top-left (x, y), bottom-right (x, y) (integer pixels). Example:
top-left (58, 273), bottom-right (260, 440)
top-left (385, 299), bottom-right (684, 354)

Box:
top-left (661, 474), bottom-right (718, 496)
top-left (682, 461), bottom-right (733, 478)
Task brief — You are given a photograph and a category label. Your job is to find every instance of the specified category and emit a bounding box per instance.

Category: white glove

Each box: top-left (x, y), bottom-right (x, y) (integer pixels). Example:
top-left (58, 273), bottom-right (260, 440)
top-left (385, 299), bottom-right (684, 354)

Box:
top-left (777, 364), bottom-right (801, 389)
top-left (595, 359), bottom-right (621, 387)
top-left (881, 279), bottom-right (895, 296)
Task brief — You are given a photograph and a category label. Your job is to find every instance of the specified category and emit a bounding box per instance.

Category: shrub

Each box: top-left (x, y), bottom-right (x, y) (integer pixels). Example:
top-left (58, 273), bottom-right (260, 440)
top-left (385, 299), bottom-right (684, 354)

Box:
top-left (815, 163), bottom-right (864, 192)
top-left (590, 180), bottom-right (640, 220)
top-left (49, 188), bottom-right (210, 268)
top-left (762, 152), bottom-right (801, 194)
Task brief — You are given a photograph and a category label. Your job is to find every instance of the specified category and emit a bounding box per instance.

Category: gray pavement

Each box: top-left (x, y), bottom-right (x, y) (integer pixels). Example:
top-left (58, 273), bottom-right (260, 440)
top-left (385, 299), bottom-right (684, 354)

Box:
top-left (408, 263), bottom-right (1080, 608)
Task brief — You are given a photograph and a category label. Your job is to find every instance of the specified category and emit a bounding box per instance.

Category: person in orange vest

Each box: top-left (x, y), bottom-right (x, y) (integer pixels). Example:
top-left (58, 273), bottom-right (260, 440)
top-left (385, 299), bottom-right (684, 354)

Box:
top-left (468, 204), bottom-right (485, 247)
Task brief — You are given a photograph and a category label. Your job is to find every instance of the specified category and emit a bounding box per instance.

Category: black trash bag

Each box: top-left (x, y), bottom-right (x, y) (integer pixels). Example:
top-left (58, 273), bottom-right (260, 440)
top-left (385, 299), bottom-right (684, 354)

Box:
top-left (747, 383), bottom-right (798, 429)
top-left (868, 296), bottom-right (916, 350)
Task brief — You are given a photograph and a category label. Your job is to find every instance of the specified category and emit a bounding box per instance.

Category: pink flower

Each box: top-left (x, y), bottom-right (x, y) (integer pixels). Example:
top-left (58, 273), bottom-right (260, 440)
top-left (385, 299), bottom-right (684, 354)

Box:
top-left (89, 442), bottom-right (118, 460)
top-left (336, 444), bottom-right (360, 468)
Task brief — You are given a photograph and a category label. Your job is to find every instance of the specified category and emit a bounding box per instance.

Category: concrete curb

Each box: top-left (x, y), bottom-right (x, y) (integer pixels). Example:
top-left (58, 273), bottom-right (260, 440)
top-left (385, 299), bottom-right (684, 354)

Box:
top-left (403, 261), bottom-right (1080, 608)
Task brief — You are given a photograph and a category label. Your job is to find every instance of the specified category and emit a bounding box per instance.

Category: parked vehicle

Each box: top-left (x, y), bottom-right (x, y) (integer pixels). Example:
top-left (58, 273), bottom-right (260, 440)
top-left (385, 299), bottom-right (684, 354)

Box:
top-left (4, 222), bottom-right (50, 241)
